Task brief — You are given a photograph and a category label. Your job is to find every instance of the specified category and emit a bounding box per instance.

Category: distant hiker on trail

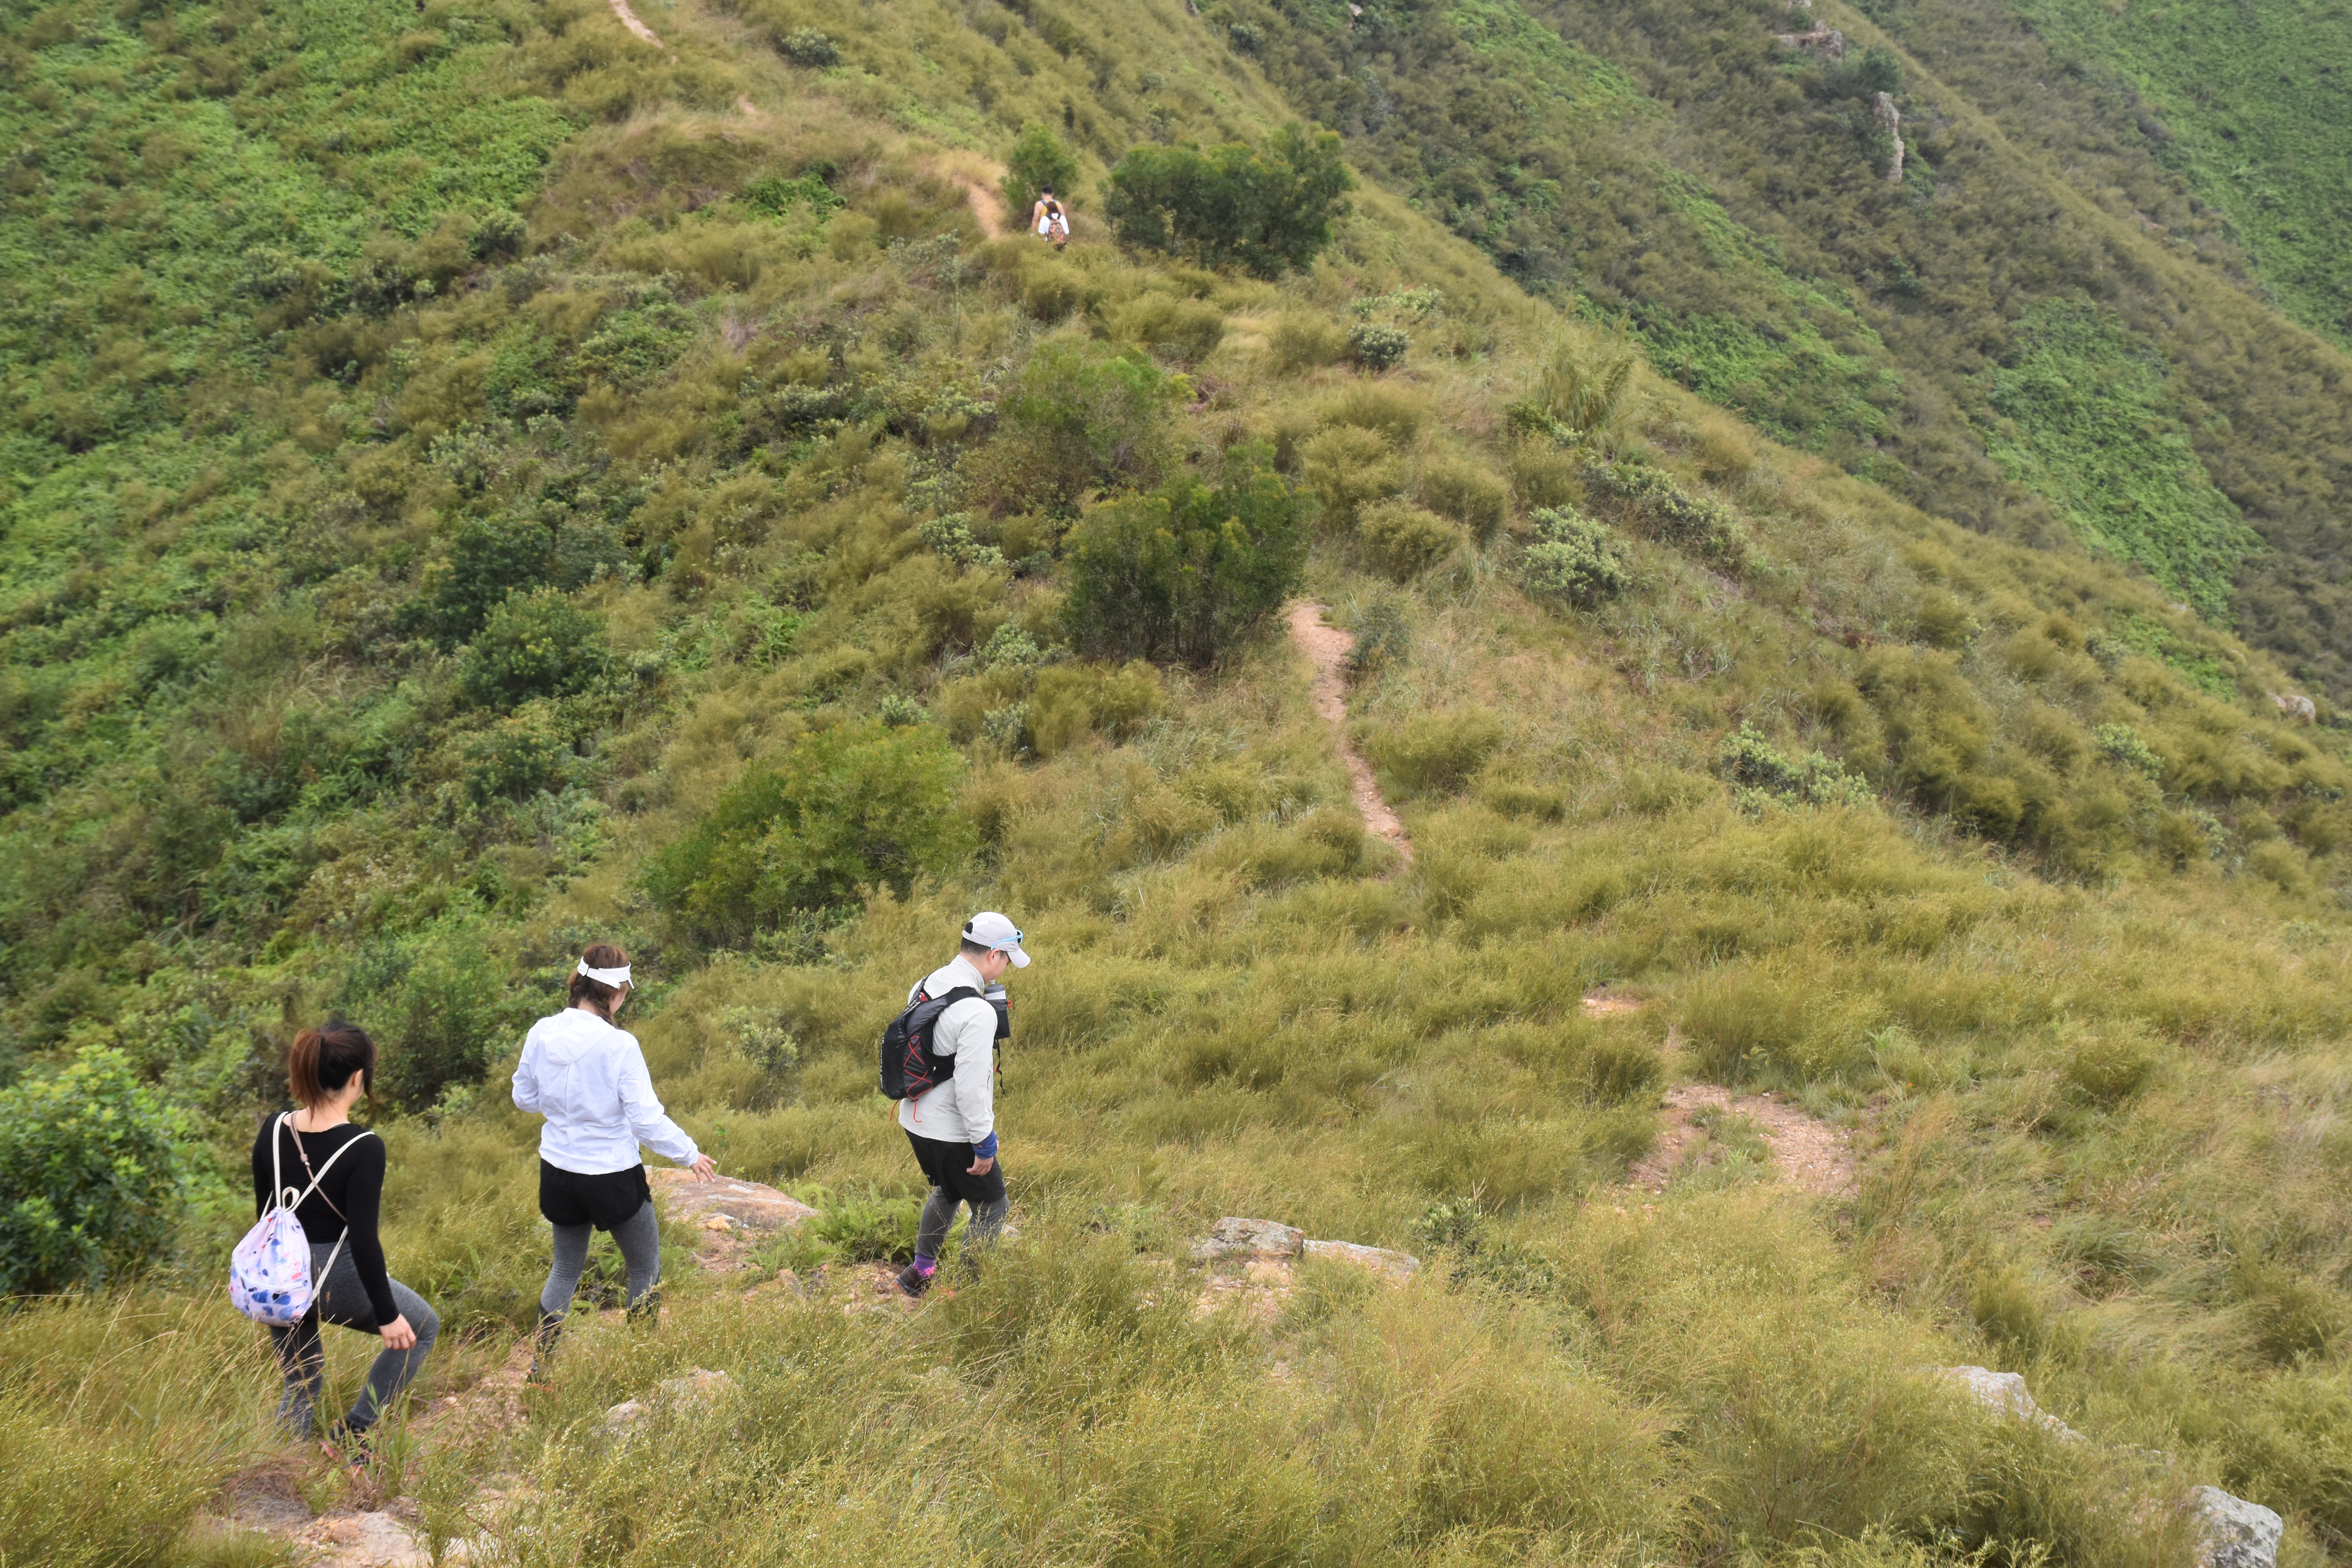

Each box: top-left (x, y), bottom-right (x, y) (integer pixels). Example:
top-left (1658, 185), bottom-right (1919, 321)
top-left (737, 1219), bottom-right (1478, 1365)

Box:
top-left (512, 944), bottom-right (714, 1372)
top-left (882, 911), bottom-right (1026, 1298)
top-left (1031, 187), bottom-right (1070, 248)
top-left (248, 1022), bottom-right (439, 1469)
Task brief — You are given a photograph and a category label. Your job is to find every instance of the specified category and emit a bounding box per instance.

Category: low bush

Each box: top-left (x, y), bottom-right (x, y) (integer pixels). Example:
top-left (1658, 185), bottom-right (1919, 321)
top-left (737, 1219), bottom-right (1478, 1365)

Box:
top-left (1347, 322), bottom-right (1409, 370)
top-left (1357, 499), bottom-right (1463, 582)
top-left (1421, 455), bottom-right (1509, 541)
top-left (1718, 724), bottom-right (1875, 811)
top-left (1584, 459), bottom-right (1747, 566)
top-left (1299, 425), bottom-right (1404, 529)
top-left (1268, 313), bottom-right (1347, 372)
top-left (1521, 506), bottom-right (1630, 608)
top-left (459, 588), bottom-right (610, 708)
top-left (1028, 662), bottom-right (1165, 756)
top-left (643, 723), bottom-right (975, 948)
top-left (983, 342), bottom-right (1175, 514)
top-left (1102, 124), bottom-right (1353, 277)
top-left (1108, 292), bottom-right (1226, 363)
top-left (1060, 454), bottom-right (1307, 666)
top-left (0, 1048), bottom-right (180, 1293)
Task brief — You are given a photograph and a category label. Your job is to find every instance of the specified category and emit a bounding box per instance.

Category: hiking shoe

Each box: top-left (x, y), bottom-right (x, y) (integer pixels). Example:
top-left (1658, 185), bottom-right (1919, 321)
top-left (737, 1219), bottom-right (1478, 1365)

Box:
top-left (322, 1424), bottom-right (373, 1473)
top-left (893, 1263), bottom-right (934, 1299)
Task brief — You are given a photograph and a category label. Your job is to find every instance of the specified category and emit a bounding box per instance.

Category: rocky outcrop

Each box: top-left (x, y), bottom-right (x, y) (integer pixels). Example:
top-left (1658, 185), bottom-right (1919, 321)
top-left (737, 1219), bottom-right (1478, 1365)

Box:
top-left (606, 1367), bottom-right (739, 1429)
top-left (1874, 91), bottom-right (1904, 183)
top-left (2271, 691), bottom-right (2317, 723)
top-left (1929, 1365), bottom-right (2087, 1442)
top-left (646, 1167), bottom-right (817, 1273)
top-left (1303, 1238), bottom-right (1421, 1278)
top-left (1935, 1366), bottom-right (2281, 1568)
top-left (2192, 1486), bottom-right (2283, 1568)
top-left (1194, 1217), bottom-right (1305, 1261)
top-left (1775, 26), bottom-right (1844, 59)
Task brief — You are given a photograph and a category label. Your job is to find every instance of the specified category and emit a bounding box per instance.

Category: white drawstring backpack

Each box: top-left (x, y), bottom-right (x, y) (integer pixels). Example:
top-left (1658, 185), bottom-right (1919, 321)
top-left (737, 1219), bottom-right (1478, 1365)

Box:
top-left (229, 1114), bottom-right (376, 1327)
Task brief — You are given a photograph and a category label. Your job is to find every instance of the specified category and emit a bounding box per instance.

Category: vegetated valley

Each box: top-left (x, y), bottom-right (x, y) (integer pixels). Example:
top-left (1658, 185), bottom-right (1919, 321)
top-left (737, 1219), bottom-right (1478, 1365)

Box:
top-left (3, 0), bottom-right (2351, 1562)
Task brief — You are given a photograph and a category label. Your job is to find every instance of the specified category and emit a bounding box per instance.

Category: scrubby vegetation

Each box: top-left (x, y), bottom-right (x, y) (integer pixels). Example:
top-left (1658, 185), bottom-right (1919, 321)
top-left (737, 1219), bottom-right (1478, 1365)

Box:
top-left (4, 0), bottom-right (2352, 1562)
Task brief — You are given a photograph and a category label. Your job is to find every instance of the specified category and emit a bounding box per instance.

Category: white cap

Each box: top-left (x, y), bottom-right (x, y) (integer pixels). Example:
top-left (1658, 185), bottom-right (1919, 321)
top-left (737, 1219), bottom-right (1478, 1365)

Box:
top-left (964, 911), bottom-right (1030, 968)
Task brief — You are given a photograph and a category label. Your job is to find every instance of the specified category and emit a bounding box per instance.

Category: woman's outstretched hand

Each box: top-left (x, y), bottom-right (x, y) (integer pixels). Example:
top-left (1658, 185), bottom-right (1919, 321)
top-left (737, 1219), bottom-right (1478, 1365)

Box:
top-left (688, 1153), bottom-right (717, 1182)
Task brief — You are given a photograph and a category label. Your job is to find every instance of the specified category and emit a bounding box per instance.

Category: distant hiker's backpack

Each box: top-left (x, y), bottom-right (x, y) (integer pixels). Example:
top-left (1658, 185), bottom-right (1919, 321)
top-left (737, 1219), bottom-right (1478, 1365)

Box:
top-left (878, 984), bottom-right (1011, 1100)
top-left (229, 1115), bottom-right (376, 1327)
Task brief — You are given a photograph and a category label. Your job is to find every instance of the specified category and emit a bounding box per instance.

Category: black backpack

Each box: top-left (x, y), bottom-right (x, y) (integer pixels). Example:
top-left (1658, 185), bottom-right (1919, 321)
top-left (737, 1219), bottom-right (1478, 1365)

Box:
top-left (878, 984), bottom-right (1010, 1100)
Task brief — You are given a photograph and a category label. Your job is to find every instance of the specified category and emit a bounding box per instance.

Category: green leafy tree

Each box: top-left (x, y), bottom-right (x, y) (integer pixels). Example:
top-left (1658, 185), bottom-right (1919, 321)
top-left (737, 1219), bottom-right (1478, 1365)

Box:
top-left (987, 343), bottom-right (1176, 514)
top-left (1103, 125), bottom-right (1352, 277)
top-left (459, 588), bottom-right (610, 708)
top-left (1000, 124), bottom-right (1081, 225)
top-left (0, 1048), bottom-right (180, 1293)
top-left (341, 913), bottom-right (528, 1111)
top-left (1062, 450), bottom-right (1308, 666)
top-left (644, 724), bottom-right (976, 948)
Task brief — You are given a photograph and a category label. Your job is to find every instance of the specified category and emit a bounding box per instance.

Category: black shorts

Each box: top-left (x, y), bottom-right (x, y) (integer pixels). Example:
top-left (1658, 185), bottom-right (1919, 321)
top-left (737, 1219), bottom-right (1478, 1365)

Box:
top-left (539, 1160), bottom-right (652, 1230)
top-left (905, 1130), bottom-right (1007, 1206)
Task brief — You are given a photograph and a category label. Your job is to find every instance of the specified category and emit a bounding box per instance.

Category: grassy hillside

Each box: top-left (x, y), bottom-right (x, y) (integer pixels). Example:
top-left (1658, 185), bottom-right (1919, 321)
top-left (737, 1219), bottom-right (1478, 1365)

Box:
top-left (1223, 0), bottom-right (2352, 696)
top-left (4, 0), bottom-right (2352, 1563)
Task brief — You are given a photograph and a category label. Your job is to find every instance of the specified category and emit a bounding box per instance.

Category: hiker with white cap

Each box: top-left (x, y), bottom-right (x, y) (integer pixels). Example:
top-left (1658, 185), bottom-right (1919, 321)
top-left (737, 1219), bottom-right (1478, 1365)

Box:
top-left (879, 912), bottom-right (1026, 1297)
top-left (512, 942), bottom-right (714, 1371)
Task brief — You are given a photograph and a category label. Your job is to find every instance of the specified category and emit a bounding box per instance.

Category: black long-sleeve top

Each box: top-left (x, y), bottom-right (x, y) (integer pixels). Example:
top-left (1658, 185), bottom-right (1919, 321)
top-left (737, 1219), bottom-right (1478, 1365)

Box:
top-left (250, 1114), bottom-right (397, 1324)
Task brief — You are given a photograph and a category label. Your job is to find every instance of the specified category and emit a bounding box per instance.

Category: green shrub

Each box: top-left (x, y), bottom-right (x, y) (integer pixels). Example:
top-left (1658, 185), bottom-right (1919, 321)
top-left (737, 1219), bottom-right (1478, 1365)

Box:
top-left (2091, 722), bottom-right (2163, 777)
top-left (778, 28), bottom-right (840, 67)
top-left (1530, 333), bottom-right (1641, 450)
top-left (0, 1048), bottom-right (180, 1293)
top-left (1060, 453), bottom-right (1307, 667)
top-left (1299, 425), bottom-right (1404, 529)
top-left (454, 701), bottom-right (573, 803)
top-left (1268, 313), bottom-right (1347, 372)
top-left (1585, 459), bottom-right (1747, 565)
top-left (341, 912), bottom-right (528, 1111)
top-left (643, 723), bottom-right (975, 948)
top-left (1718, 724), bottom-right (1875, 811)
top-left (1347, 322), bottom-right (1409, 370)
top-left (1102, 125), bottom-right (1353, 277)
top-left (459, 588), bottom-right (610, 708)
top-left (985, 342), bottom-right (1175, 514)
top-left (2065, 1030), bottom-right (2158, 1104)
top-left (1343, 594), bottom-right (1412, 678)
top-left (1357, 499), bottom-right (1463, 582)
top-left (1421, 456), bottom-right (1509, 541)
top-left (1108, 292), bottom-right (1226, 363)
top-left (999, 123), bottom-right (1080, 221)
top-left (408, 513), bottom-right (557, 644)
top-left (1368, 708), bottom-right (1507, 799)
top-left (1029, 662), bottom-right (1165, 756)
top-left (1521, 507), bottom-right (1630, 608)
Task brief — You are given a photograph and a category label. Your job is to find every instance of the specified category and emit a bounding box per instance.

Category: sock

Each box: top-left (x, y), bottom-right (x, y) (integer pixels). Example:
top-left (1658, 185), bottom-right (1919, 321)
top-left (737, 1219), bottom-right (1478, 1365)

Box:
top-left (912, 1255), bottom-right (938, 1277)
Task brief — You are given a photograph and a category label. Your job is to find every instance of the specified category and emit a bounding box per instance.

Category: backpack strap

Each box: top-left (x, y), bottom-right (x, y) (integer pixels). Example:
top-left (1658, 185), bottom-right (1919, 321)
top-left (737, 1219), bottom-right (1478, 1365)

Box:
top-left (278, 1117), bottom-right (377, 1214)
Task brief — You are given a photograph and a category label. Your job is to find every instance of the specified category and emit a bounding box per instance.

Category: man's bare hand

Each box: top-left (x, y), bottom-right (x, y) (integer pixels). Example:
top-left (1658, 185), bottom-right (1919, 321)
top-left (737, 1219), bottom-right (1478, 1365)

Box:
top-left (967, 1154), bottom-right (996, 1177)
top-left (688, 1154), bottom-right (717, 1182)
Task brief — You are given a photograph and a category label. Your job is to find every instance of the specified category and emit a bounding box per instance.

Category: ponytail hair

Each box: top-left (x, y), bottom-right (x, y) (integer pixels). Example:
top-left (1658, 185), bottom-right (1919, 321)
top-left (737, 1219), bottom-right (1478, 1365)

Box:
top-left (568, 942), bottom-right (631, 1020)
top-left (289, 1021), bottom-right (376, 1110)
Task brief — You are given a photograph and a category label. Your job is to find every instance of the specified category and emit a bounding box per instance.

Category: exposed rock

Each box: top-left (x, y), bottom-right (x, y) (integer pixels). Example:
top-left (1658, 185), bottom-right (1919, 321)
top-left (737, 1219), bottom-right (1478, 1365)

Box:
top-left (1929, 1365), bottom-right (2087, 1442)
top-left (1194, 1216), bottom-right (1305, 1261)
top-left (605, 1367), bottom-right (738, 1428)
top-left (1303, 1239), bottom-right (1421, 1278)
top-left (647, 1168), bottom-right (818, 1233)
top-left (2192, 1486), bottom-right (2283, 1568)
top-left (1874, 91), bottom-right (1905, 183)
top-left (1775, 26), bottom-right (1845, 59)
top-left (2271, 691), bottom-right (2317, 723)
top-left (296, 1505), bottom-right (434, 1568)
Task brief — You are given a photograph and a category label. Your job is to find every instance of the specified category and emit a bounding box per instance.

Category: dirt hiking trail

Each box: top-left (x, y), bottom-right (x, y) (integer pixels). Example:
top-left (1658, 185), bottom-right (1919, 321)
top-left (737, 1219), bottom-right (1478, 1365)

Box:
top-left (1287, 601), bottom-right (1411, 863)
top-left (605, 0), bottom-right (664, 47)
top-left (1626, 1080), bottom-right (1858, 1197)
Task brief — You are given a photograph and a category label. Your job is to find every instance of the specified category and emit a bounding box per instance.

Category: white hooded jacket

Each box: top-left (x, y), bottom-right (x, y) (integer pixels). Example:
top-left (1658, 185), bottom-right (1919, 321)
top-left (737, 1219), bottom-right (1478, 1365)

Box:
top-left (895, 954), bottom-right (999, 1147)
top-left (512, 1007), bottom-right (701, 1175)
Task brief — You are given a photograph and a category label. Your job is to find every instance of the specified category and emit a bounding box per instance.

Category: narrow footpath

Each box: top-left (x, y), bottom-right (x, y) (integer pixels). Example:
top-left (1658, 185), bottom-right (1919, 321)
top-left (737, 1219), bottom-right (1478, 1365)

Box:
top-left (1286, 601), bottom-right (1412, 864)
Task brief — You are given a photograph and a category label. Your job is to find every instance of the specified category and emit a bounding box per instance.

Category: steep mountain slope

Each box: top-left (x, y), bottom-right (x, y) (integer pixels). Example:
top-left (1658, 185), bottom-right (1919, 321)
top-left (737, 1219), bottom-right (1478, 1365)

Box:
top-left (3, 0), bottom-right (2351, 1563)
top-left (1225, 0), bottom-right (2352, 693)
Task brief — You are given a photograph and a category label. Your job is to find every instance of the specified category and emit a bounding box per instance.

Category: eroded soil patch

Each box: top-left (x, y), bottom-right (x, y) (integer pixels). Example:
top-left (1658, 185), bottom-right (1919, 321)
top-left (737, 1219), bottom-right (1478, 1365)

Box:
top-left (1287, 601), bottom-right (1412, 863)
top-left (1628, 1083), bottom-right (1858, 1198)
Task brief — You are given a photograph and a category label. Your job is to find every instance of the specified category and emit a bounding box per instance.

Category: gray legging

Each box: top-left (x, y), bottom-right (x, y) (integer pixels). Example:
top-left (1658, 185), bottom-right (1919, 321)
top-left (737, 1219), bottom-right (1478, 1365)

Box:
top-left (916, 1187), bottom-right (1009, 1262)
top-left (541, 1198), bottom-right (662, 1319)
top-left (270, 1241), bottom-right (439, 1438)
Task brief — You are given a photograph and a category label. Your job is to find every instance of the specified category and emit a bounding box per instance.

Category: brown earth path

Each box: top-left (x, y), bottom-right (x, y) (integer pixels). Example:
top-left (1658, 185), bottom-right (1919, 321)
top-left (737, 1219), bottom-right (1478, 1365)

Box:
top-left (606, 0), bottom-right (663, 46)
top-left (1624, 1080), bottom-right (1858, 1198)
top-left (1287, 601), bottom-right (1412, 863)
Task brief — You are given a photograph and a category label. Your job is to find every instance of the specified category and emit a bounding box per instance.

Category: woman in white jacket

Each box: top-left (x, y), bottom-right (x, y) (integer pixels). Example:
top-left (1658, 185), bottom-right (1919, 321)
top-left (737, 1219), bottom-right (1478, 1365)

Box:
top-left (512, 944), bottom-right (712, 1366)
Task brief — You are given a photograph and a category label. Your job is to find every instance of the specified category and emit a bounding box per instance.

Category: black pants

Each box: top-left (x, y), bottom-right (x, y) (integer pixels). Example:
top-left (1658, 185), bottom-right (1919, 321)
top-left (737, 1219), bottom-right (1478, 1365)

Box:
top-left (905, 1130), bottom-right (1008, 1260)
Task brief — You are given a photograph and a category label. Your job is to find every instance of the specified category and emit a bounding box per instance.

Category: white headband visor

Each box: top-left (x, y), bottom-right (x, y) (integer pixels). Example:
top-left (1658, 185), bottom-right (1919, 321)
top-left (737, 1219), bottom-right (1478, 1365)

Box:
top-left (576, 960), bottom-right (632, 987)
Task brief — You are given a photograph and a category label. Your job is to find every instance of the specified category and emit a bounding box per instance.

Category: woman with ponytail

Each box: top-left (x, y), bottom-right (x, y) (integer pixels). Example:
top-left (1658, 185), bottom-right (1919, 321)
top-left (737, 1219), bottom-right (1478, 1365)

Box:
top-left (250, 1021), bottom-right (439, 1467)
top-left (511, 945), bottom-right (713, 1369)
